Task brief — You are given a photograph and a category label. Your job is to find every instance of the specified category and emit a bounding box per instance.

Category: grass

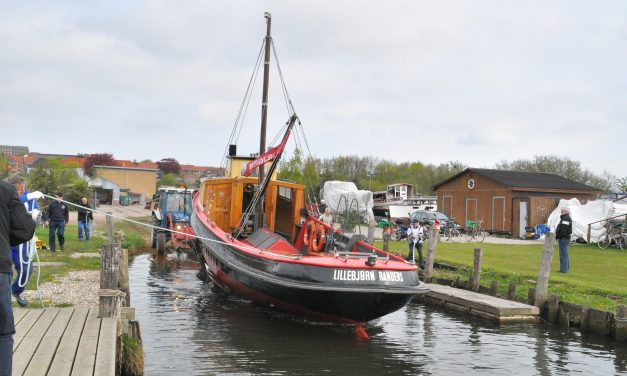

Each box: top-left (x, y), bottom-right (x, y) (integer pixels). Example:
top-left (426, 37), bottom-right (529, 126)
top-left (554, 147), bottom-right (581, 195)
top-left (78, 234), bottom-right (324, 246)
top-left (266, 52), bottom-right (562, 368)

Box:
top-left (20, 218), bottom-right (150, 298)
top-left (377, 239), bottom-right (627, 312)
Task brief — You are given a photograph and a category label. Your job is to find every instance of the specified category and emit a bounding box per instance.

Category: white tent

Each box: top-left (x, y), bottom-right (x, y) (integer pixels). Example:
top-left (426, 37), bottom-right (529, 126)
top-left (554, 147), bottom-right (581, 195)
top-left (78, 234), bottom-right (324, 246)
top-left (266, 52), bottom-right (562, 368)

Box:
top-left (547, 198), bottom-right (614, 243)
top-left (320, 181), bottom-right (374, 222)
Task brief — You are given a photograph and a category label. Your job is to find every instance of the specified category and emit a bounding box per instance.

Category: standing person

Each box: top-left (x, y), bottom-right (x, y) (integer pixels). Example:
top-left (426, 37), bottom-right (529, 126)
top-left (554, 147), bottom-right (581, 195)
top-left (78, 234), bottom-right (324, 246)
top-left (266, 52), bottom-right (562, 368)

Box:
top-left (44, 192), bottom-right (69, 252)
top-left (555, 207), bottom-right (573, 273)
top-left (318, 207), bottom-right (333, 226)
top-left (382, 223), bottom-right (391, 252)
top-left (77, 197), bottom-right (93, 241)
top-left (6, 174), bottom-right (42, 307)
top-left (1, 180), bottom-right (37, 375)
top-left (406, 220), bottom-right (425, 268)
top-left (318, 199), bottom-right (327, 215)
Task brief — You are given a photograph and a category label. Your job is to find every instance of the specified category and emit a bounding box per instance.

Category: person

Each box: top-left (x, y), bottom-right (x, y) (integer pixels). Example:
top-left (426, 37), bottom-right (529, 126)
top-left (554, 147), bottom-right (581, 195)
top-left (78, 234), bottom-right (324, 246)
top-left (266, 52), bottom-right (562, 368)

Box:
top-left (406, 220), bottom-right (425, 268)
top-left (1, 179), bottom-right (37, 375)
top-left (318, 199), bottom-right (327, 215)
top-left (6, 174), bottom-right (42, 307)
top-left (77, 197), bottom-right (93, 241)
top-left (44, 192), bottom-right (69, 252)
top-left (555, 206), bottom-right (573, 273)
top-left (382, 222), bottom-right (392, 252)
top-left (318, 207), bottom-right (333, 226)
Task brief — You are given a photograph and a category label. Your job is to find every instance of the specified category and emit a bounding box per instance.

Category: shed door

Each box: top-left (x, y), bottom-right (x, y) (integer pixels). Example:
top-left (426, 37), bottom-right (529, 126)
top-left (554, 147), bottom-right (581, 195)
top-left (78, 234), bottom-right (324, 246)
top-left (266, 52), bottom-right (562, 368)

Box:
top-left (442, 195), bottom-right (453, 218)
top-left (492, 196), bottom-right (505, 232)
top-left (465, 198), bottom-right (478, 229)
top-left (519, 201), bottom-right (528, 236)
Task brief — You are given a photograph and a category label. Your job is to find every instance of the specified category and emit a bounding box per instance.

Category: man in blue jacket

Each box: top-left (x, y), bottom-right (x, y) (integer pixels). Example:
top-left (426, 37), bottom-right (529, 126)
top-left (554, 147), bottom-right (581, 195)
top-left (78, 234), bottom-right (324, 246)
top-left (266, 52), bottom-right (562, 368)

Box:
top-left (1, 180), bottom-right (37, 375)
top-left (6, 174), bottom-right (43, 307)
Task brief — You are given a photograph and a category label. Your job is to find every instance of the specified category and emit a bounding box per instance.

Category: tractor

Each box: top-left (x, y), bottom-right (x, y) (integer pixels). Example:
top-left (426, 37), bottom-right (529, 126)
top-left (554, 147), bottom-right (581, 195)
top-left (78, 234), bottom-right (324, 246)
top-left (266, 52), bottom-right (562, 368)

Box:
top-left (150, 187), bottom-right (195, 253)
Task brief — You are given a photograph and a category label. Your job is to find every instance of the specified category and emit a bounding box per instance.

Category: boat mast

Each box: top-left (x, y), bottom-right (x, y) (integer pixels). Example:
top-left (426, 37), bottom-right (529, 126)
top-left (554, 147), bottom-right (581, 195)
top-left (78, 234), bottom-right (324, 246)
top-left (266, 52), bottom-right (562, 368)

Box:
top-left (256, 12), bottom-right (272, 230)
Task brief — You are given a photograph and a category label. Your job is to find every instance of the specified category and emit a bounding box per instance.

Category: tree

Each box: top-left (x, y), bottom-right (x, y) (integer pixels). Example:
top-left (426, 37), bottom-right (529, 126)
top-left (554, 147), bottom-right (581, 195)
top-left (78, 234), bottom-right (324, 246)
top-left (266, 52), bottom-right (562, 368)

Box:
top-left (27, 157), bottom-right (89, 205)
top-left (157, 158), bottom-right (181, 175)
top-left (616, 177), bottom-right (627, 193)
top-left (84, 153), bottom-right (116, 177)
top-left (158, 173), bottom-right (178, 187)
top-left (0, 154), bottom-right (8, 179)
top-left (494, 155), bottom-right (614, 191)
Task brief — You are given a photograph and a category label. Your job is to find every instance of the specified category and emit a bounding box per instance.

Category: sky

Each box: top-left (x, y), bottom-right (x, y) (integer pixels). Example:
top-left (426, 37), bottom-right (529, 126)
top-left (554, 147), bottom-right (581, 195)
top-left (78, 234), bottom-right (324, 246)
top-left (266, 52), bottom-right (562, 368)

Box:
top-left (1, 1), bottom-right (626, 177)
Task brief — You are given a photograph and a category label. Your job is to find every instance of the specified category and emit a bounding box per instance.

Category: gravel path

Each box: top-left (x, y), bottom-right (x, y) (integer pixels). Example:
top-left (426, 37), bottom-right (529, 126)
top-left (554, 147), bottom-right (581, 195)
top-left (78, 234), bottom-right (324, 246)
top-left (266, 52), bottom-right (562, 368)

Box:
top-left (23, 270), bottom-right (100, 307)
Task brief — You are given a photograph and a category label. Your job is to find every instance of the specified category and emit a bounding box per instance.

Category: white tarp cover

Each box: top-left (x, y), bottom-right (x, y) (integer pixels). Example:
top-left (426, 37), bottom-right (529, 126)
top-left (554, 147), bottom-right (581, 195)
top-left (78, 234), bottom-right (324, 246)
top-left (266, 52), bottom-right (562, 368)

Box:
top-left (321, 181), bottom-right (374, 221)
top-left (547, 198), bottom-right (614, 243)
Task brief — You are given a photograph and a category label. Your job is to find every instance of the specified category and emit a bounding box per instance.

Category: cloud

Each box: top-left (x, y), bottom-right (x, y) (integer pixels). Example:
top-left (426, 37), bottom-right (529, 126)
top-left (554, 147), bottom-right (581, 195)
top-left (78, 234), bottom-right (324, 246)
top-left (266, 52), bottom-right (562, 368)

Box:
top-left (0, 1), bottom-right (626, 178)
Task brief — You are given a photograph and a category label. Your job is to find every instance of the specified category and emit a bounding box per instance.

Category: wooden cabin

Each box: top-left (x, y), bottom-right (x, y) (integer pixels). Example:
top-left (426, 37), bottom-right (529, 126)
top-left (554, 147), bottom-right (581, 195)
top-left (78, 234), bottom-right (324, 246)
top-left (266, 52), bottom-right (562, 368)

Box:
top-left (433, 168), bottom-right (602, 237)
top-left (197, 155), bottom-right (305, 241)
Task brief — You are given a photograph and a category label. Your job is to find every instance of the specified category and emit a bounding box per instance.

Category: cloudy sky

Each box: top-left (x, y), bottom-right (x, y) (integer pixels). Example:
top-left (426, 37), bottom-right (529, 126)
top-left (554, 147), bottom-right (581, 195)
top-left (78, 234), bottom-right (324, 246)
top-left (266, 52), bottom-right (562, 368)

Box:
top-left (1, 1), bottom-right (626, 177)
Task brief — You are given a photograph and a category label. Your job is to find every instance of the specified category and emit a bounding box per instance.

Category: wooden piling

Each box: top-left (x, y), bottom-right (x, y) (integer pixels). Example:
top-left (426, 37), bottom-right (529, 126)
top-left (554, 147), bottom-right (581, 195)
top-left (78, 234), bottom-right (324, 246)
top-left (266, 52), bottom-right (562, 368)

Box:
top-left (118, 248), bottom-right (130, 307)
top-left (615, 305), bottom-right (627, 342)
top-left (469, 248), bottom-right (482, 292)
top-left (423, 228), bottom-right (439, 281)
top-left (547, 294), bottom-right (560, 323)
top-left (534, 232), bottom-right (555, 308)
top-left (527, 287), bottom-right (536, 306)
top-left (490, 281), bottom-right (499, 297)
top-left (507, 282), bottom-right (517, 300)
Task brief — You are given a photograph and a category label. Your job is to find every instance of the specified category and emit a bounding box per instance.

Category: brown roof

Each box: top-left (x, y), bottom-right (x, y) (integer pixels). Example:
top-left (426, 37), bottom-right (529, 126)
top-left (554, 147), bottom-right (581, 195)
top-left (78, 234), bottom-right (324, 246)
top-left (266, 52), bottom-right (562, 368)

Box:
top-left (433, 168), bottom-right (602, 192)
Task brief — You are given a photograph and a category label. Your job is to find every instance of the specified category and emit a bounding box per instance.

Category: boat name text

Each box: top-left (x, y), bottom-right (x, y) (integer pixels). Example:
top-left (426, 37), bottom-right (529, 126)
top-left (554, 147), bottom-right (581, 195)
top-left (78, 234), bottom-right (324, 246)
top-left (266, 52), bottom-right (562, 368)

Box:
top-left (332, 269), bottom-right (403, 282)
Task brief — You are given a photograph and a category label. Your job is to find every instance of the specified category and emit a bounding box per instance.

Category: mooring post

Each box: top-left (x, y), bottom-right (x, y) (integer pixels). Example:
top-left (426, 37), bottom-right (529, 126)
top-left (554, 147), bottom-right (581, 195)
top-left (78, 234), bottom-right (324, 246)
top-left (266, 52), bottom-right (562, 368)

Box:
top-left (490, 280), bottom-right (499, 297)
top-left (423, 227), bottom-right (439, 281)
top-left (527, 287), bottom-right (536, 305)
top-left (118, 248), bottom-right (130, 307)
top-left (547, 294), bottom-right (560, 323)
top-left (534, 232), bottom-right (555, 308)
top-left (99, 213), bottom-right (124, 319)
top-left (507, 282), bottom-right (517, 300)
top-left (469, 248), bottom-right (482, 292)
top-left (616, 304), bottom-right (627, 342)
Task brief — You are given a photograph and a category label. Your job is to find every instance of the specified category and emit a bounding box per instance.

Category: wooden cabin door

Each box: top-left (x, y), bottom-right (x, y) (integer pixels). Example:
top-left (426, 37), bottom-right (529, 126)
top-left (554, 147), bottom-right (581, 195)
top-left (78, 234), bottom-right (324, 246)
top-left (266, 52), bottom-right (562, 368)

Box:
top-left (492, 196), bottom-right (505, 232)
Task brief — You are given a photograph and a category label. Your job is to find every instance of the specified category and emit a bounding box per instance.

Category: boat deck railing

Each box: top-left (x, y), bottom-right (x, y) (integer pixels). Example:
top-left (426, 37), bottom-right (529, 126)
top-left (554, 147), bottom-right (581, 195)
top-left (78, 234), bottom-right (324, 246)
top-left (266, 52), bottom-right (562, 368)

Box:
top-left (333, 250), bottom-right (390, 264)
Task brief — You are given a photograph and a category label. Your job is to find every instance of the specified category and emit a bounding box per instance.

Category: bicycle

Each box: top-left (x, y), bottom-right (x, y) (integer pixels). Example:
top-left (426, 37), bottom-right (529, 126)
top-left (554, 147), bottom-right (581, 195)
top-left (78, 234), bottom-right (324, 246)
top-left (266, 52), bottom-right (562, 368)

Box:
top-left (440, 219), bottom-right (462, 242)
top-left (465, 220), bottom-right (486, 243)
top-left (598, 223), bottom-right (625, 249)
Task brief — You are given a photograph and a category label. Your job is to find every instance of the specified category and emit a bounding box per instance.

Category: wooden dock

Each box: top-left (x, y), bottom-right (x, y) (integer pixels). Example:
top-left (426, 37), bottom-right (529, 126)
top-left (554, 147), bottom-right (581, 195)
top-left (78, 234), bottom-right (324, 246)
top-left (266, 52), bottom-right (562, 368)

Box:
top-left (421, 283), bottom-right (540, 322)
top-left (12, 307), bottom-right (116, 376)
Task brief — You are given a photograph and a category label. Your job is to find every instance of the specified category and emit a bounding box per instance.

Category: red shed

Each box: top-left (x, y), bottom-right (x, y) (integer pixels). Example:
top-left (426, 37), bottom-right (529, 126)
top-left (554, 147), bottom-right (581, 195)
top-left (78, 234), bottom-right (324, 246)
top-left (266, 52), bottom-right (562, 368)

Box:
top-left (432, 168), bottom-right (602, 238)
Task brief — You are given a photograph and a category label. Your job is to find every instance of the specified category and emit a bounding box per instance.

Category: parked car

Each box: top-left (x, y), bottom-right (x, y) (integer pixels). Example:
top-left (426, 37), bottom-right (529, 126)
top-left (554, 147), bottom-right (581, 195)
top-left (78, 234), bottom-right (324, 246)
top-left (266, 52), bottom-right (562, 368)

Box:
top-left (409, 210), bottom-right (452, 228)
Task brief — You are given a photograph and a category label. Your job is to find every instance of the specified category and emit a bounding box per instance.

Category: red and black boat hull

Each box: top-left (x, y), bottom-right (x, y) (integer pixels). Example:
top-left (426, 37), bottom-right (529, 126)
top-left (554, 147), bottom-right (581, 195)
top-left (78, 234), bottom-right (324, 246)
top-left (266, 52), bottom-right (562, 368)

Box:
top-left (191, 213), bottom-right (428, 323)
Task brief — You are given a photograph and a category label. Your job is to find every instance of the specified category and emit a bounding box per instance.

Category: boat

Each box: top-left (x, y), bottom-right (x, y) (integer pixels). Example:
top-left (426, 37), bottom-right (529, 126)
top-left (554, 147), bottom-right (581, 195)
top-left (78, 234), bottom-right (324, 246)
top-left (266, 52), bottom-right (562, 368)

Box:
top-left (372, 183), bottom-right (437, 220)
top-left (191, 13), bottom-right (428, 326)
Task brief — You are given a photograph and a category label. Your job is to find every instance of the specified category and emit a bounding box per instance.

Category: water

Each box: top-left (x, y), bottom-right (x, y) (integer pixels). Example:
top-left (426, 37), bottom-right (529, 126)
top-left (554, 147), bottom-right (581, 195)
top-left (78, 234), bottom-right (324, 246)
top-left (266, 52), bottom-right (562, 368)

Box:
top-left (129, 253), bottom-right (627, 375)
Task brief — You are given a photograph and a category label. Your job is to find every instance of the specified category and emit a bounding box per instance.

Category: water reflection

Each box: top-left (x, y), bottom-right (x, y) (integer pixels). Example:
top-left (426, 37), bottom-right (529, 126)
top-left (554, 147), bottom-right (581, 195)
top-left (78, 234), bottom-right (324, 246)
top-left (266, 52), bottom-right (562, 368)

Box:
top-left (129, 253), bottom-right (627, 376)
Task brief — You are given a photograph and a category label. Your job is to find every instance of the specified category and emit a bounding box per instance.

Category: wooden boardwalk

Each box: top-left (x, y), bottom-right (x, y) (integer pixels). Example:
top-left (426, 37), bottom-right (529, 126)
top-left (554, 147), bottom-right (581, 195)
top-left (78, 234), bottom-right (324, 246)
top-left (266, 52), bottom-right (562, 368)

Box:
top-left (422, 284), bottom-right (540, 322)
top-left (12, 307), bottom-right (116, 376)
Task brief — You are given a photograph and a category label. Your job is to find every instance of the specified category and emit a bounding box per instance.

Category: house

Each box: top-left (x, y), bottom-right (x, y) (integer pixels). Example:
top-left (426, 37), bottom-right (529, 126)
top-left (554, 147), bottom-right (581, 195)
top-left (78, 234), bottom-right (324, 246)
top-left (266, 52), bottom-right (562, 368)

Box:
top-left (88, 177), bottom-right (122, 205)
top-left (180, 164), bottom-right (223, 186)
top-left (93, 165), bottom-right (158, 205)
top-left (432, 168), bottom-right (602, 237)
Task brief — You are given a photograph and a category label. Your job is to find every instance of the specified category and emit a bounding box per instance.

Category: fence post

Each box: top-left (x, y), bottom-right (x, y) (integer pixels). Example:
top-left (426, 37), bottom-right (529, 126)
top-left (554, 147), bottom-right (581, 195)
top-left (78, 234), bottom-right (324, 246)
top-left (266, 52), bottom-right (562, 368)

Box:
top-left (468, 248), bottom-right (482, 292)
top-left (423, 227), bottom-right (439, 281)
top-left (616, 304), bottom-right (627, 342)
top-left (534, 232), bottom-right (555, 308)
top-left (587, 223), bottom-right (591, 244)
top-left (507, 282), bottom-right (517, 300)
top-left (99, 214), bottom-right (124, 319)
top-left (490, 280), bottom-right (499, 297)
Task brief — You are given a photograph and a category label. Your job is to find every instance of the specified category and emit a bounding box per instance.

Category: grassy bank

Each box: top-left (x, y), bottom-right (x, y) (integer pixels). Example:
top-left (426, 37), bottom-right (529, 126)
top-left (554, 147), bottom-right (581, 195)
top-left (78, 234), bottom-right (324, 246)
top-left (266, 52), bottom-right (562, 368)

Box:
top-left (379, 239), bottom-right (627, 312)
top-left (22, 219), bottom-right (149, 292)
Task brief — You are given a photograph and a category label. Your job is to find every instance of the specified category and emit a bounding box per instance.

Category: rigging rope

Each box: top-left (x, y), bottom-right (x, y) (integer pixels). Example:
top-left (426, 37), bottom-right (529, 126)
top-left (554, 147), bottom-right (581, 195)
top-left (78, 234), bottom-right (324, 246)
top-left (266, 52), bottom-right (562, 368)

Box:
top-left (220, 39), bottom-right (266, 169)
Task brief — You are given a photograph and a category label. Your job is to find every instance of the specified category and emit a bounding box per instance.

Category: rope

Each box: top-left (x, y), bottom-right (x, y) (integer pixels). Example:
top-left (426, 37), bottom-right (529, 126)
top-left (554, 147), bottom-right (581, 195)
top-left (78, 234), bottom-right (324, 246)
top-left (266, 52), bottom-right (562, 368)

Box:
top-left (220, 39), bottom-right (266, 169)
top-left (40, 194), bottom-right (273, 255)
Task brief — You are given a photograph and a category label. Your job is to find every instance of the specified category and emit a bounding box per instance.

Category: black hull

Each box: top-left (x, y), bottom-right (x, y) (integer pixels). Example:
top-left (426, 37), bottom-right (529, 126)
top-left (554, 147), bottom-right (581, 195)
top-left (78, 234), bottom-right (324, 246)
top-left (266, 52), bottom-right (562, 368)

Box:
top-left (191, 214), bottom-right (428, 323)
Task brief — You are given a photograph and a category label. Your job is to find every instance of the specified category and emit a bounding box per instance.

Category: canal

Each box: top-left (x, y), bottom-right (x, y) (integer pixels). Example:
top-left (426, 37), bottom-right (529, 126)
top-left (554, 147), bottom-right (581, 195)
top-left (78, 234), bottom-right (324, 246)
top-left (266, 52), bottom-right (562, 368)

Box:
top-left (129, 252), bottom-right (626, 375)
